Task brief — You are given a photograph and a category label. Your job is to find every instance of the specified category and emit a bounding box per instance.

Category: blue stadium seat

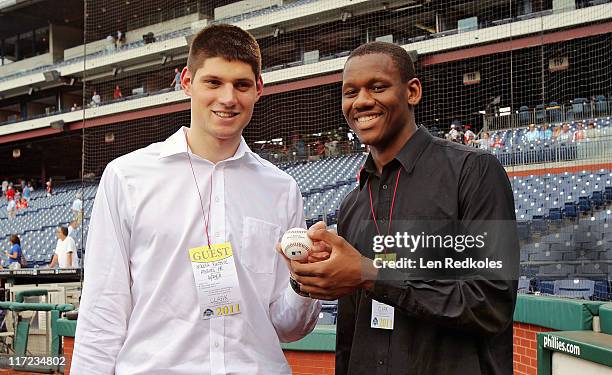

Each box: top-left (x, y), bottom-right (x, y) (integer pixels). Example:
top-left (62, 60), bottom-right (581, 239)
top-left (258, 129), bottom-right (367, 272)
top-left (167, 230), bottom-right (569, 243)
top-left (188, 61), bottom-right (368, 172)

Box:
top-left (553, 279), bottom-right (595, 299)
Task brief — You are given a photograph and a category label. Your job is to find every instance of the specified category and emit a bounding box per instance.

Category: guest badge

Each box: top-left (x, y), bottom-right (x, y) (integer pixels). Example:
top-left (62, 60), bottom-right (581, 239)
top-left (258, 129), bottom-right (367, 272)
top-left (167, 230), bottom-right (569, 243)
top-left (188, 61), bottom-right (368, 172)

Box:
top-left (371, 299), bottom-right (394, 330)
top-left (189, 242), bottom-right (242, 320)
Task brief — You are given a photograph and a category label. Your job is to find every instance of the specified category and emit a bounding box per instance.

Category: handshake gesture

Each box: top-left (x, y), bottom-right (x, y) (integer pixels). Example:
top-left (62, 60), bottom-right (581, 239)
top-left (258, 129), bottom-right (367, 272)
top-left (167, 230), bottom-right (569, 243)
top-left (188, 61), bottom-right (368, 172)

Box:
top-left (276, 221), bottom-right (377, 300)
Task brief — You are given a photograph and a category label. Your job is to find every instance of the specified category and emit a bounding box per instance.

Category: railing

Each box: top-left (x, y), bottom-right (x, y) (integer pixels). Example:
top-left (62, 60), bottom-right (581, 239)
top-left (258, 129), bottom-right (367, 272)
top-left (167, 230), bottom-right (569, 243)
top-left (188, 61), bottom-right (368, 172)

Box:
top-left (484, 100), bottom-right (611, 130)
top-left (489, 133), bottom-right (612, 167)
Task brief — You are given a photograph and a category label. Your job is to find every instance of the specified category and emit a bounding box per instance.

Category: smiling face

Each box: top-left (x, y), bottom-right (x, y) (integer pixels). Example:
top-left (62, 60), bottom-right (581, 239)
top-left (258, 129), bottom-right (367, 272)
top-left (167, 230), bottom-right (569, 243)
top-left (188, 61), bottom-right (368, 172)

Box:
top-left (182, 57), bottom-right (263, 144)
top-left (341, 54), bottom-right (421, 152)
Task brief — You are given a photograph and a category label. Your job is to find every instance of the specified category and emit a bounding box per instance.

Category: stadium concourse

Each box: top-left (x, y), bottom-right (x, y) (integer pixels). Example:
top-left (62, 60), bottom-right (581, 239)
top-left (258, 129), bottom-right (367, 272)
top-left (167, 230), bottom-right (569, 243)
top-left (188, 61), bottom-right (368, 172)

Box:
top-left (0, 0), bottom-right (611, 374)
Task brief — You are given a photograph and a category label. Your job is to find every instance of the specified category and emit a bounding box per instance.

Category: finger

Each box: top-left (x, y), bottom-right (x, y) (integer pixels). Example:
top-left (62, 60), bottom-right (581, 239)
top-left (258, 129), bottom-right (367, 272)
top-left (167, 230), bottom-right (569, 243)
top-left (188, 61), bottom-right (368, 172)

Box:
top-left (308, 252), bottom-right (330, 263)
top-left (292, 261), bottom-right (325, 277)
top-left (310, 241), bottom-right (331, 254)
top-left (307, 228), bottom-right (345, 247)
top-left (308, 221), bottom-right (327, 232)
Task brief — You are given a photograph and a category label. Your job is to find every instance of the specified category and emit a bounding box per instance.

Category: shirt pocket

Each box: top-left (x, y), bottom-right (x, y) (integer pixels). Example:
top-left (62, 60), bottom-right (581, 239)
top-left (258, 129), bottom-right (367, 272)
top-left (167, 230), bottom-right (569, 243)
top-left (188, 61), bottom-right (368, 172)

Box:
top-left (241, 216), bottom-right (280, 274)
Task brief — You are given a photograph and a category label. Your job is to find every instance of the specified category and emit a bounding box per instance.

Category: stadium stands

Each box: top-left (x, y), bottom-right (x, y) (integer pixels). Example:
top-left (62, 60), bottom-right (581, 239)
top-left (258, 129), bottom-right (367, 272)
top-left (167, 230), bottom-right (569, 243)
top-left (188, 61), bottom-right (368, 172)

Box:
top-left (0, 182), bottom-right (95, 267)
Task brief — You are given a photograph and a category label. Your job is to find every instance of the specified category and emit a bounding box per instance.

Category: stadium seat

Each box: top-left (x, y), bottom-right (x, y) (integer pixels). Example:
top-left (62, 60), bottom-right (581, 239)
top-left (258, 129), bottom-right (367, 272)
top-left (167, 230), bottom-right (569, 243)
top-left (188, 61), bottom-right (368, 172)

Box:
top-left (553, 279), bottom-right (595, 299)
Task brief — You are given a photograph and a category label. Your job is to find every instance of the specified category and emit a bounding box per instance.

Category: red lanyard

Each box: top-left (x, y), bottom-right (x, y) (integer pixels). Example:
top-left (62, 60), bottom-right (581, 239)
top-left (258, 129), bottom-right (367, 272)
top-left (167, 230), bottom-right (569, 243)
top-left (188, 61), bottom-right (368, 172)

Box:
top-left (368, 168), bottom-right (402, 253)
top-left (185, 133), bottom-right (213, 247)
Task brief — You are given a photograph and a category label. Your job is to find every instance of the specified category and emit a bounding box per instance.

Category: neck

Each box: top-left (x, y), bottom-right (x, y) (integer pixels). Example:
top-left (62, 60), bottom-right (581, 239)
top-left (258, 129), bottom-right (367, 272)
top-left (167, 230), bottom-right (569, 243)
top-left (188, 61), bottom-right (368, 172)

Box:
top-left (370, 123), bottom-right (418, 175)
top-left (186, 127), bottom-right (241, 164)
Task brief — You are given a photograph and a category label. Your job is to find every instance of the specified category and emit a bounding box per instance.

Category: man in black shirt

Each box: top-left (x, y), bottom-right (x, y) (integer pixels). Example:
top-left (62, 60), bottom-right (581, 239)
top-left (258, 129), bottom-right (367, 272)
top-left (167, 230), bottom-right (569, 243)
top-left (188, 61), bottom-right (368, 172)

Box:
top-left (289, 42), bottom-right (519, 374)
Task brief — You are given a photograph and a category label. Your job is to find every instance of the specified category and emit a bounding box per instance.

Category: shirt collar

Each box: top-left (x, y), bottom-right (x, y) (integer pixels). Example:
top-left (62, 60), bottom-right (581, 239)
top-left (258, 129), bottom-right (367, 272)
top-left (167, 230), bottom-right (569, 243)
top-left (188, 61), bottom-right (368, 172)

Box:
top-left (359, 126), bottom-right (433, 189)
top-left (158, 126), bottom-right (255, 162)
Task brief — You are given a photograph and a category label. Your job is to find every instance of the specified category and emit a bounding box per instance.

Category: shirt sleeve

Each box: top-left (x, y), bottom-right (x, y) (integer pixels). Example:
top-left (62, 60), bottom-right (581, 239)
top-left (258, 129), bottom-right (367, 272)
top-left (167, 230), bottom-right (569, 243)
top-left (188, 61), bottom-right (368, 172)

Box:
top-left (71, 163), bottom-right (133, 374)
top-left (371, 153), bottom-right (518, 337)
top-left (269, 178), bottom-right (321, 343)
top-left (66, 238), bottom-right (76, 253)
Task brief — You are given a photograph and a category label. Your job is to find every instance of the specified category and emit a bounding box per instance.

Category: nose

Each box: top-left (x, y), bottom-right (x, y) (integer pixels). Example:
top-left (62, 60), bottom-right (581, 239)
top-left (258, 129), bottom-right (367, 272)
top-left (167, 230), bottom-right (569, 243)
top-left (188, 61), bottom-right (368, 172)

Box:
top-left (218, 83), bottom-right (238, 107)
top-left (353, 88), bottom-right (375, 110)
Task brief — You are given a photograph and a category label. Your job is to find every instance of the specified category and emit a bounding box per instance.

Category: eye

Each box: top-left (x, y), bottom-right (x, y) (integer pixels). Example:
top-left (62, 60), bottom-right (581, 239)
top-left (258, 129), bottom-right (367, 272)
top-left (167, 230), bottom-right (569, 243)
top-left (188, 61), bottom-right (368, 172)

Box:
top-left (204, 80), bottom-right (221, 87)
top-left (343, 89), bottom-right (357, 97)
top-left (371, 85), bottom-right (387, 92)
top-left (235, 82), bottom-right (252, 91)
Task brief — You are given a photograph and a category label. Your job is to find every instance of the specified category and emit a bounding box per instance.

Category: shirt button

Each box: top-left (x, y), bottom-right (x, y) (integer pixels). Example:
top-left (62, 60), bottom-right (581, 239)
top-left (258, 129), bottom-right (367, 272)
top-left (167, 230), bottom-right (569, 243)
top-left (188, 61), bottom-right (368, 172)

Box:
top-left (214, 341), bottom-right (219, 348)
top-left (214, 196), bottom-right (220, 203)
top-left (214, 232), bottom-right (220, 238)
top-left (382, 184), bottom-right (388, 190)
top-left (378, 360), bottom-right (384, 365)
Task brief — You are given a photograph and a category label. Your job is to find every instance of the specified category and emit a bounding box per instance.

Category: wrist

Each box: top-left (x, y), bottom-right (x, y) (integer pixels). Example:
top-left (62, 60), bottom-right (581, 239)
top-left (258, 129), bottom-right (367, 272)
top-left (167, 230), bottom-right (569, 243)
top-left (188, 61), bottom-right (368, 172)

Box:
top-left (360, 256), bottom-right (378, 291)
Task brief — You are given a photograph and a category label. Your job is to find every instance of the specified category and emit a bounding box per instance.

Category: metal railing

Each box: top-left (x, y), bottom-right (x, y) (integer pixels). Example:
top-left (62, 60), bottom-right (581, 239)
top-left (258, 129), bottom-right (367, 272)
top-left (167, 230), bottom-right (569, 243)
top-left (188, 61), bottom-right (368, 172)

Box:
top-left (484, 100), bottom-right (611, 131)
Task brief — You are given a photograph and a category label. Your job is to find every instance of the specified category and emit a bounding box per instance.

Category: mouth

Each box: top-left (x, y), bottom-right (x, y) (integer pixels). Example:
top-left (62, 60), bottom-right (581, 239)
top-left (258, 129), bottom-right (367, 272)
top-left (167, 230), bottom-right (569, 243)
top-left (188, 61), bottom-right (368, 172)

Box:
top-left (212, 110), bottom-right (239, 119)
top-left (354, 113), bottom-right (383, 127)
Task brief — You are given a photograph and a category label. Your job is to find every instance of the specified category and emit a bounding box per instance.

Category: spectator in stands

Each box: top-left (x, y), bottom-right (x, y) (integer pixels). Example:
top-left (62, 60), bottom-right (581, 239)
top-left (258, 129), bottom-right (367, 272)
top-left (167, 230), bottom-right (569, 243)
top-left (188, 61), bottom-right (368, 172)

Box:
top-left (116, 30), bottom-right (126, 49)
top-left (5, 184), bottom-right (14, 201)
top-left (447, 124), bottom-right (456, 141)
top-left (70, 103), bottom-right (78, 111)
top-left (5, 235), bottom-right (22, 270)
top-left (90, 91), bottom-right (101, 107)
top-left (113, 85), bottom-right (123, 100)
top-left (558, 123), bottom-right (572, 143)
top-left (71, 24), bottom-right (320, 374)
top-left (585, 121), bottom-right (599, 139)
top-left (492, 134), bottom-right (505, 148)
top-left (15, 197), bottom-right (28, 210)
top-left (316, 139), bottom-right (326, 158)
top-left (49, 226), bottom-right (75, 269)
top-left (525, 123), bottom-right (540, 143)
top-left (71, 192), bottom-right (83, 224)
top-left (463, 124), bottom-right (475, 145)
top-left (105, 34), bottom-right (115, 52)
top-left (295, 134), bottom-right (306, 159)
top-left (170, 67), bottom-right (182, 91)
top-left (551, 124), bottom-right (561, 141)
top-left (541, 123), bottom-right (552, 141)
top-left (1, 180), bottom-right (7, 198)
top-left (67, 220), bottom-right (79, 240)
top-left (22, 181), bottom-right (32, 201)
top-left (45, 178), bottom-right (53, 196)
top-left (6, 198), bottom-right (16, 220)
top-left (476, 131), bottom-right (491, 150)
top-left (573, 122), bottom-right (586, 142)
top-left (285, 41), bottom-right (518, 375)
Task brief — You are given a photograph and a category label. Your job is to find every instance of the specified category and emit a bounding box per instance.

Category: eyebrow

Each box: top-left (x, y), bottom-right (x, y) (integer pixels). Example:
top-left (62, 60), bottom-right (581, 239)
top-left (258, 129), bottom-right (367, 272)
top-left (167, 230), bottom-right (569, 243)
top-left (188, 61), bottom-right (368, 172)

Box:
top-left (200, 75), bottom-right (255, 85)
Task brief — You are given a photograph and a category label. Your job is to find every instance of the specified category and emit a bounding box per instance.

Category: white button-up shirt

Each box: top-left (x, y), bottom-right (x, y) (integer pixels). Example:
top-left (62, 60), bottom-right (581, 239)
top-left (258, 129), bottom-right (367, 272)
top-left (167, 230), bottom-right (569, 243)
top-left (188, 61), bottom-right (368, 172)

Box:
top-left (71, 128), bottom-right (321, 375)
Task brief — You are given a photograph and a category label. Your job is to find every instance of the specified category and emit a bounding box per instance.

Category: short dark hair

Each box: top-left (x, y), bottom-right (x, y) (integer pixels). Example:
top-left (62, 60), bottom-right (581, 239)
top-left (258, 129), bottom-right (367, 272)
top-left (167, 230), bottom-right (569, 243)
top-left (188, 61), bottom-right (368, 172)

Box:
top-left (187, 24), bottom-right (261, 79)
top-left (58, 226), bottom-right (68, 236)
top-left (347, 41), bottom-right (416, 83)
top-left (9, 234), bottom-right (20, 245)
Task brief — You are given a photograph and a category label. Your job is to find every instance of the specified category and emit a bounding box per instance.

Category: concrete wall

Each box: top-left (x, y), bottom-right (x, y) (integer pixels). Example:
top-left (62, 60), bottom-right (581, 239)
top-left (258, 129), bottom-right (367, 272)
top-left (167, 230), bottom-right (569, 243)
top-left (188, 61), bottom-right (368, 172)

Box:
top-left (0, 53), bottom-right (52, 77)
top-left (49, 24), bottom-right (83, 63)
top-left (125, 13), bottom-right (201, 44)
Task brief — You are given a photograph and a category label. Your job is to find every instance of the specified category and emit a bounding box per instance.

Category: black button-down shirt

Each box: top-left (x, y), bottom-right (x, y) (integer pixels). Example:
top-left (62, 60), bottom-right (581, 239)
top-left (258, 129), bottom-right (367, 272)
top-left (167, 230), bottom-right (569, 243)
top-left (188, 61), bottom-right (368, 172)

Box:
top-left (336, 126), bottom-right (519, 375)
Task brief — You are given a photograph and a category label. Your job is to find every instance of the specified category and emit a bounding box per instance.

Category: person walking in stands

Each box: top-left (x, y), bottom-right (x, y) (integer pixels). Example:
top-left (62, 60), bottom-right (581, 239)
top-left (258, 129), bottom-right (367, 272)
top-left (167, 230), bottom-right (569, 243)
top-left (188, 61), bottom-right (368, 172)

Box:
top-left (49, 226), bottom-right (76, 269)
top-left (6, 198), bottom-right (16, 220)
top-left (5, 183), bottom-right (14, 201)
top-left (113, 85), bottom-right (123, 99)
top-left (71, 192), bottom-right (83, 224)
top-left (72, 24), bottom-right (320, 375)
top-left (171, 67), bottom-right (182, 91)
top-left (45, 178), bottom-right (53, 196)
top-left (22, 181), bottom-right (32, 202)
top-left (1, 180), bottom-right (7, 198)
top-left (285, 41), bottom-right (518, 375)
top-left (5, 235), bottom-right (22, 270)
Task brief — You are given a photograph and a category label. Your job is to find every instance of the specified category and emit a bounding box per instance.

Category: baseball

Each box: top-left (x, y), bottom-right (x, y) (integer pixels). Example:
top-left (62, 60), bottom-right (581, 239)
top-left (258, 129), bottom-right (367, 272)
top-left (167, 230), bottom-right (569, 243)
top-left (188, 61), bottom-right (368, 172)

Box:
top-left (281, 227), bottom-right (313, 261)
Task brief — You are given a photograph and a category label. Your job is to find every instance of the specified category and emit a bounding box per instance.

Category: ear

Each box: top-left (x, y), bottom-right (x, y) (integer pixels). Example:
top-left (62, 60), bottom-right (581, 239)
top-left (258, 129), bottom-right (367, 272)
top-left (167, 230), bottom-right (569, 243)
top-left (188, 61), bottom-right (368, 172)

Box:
top-left (181, 67), bottom-right (192, 96)
top-left (405, 78), bottom-right (422, 106)
top-left (255, 75), bottom-right (264, 102)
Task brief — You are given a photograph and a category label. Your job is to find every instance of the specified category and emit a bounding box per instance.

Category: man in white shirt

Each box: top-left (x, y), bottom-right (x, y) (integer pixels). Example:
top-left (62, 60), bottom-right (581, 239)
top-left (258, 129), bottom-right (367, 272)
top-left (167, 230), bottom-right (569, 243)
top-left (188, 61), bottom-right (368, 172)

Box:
top-left (49, 226), bottom-right (75, 268)
top-left (71, 192), bottom-right (83, 224)
top-left (72, 24), bottom-right (321, 375)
